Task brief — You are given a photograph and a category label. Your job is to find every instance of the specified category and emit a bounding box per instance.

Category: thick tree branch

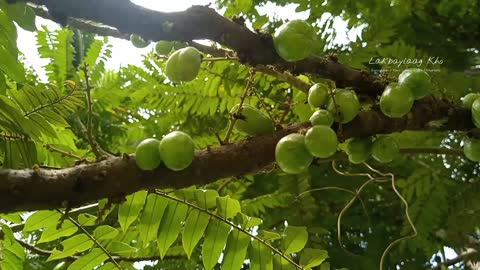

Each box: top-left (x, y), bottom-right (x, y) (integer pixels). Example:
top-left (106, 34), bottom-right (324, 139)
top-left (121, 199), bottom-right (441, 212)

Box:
top-left (30, 0), bottom-right (386, 95)
top-left (0, 99), bottom-right (473, 214)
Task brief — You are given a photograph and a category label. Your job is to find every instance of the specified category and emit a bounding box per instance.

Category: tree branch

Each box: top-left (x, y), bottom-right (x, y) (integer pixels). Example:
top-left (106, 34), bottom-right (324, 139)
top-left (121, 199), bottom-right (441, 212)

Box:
top-left (0, 98), bottom-right (473, 214)
top-left (30, 0), bottom-right (386, 95)
top-left (428, 249), bottom-right (478, 270)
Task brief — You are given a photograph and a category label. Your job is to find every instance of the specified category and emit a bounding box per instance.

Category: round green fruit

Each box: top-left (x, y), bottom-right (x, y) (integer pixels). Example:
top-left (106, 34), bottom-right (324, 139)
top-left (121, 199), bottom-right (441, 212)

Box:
top-left (173, 41), bottom-right (189, 50)
top-left (165, 47), bottom-right (202, 82)
top-left (304, 126), bottom-right (338, 158)
top-left (159, 131), bottom-right (195, 171)
top-left (463, 137), bottom-right (480, 162)
top-left (310, 109), bottom-right (334, 127)
top-left (398, 68), bottom-right (431, 100)
top-left (130, 34), bottom-right (150, 48)
top-left (326, 89), bottom-right (360, 124)
top-left (273, 20), bottom-right (316, 62)
top-left (379, 83), bottom-right (414, 118)
top-left (231, 104), bottom-right (274, 135)
top-left (135, 138), bottom-right (162, 171)
top-left (371, 136), bottom-right (399, 163)
top-left (275, 133), bottom-right (313, 174)
top-left (308, 83), bottom-right (329, 108)
top-left (471, 98), bottom-right (480, 128)
top-left (463, 93), bottom-right (480, 109)
top-left (346, 137), bottom-right (372, 164)
top-left (155, 41), bottom-right (174, 55)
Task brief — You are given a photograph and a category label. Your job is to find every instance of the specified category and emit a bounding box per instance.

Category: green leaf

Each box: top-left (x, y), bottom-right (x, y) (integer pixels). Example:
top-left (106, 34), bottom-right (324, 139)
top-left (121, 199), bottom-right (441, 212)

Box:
top-left (138, 194), bottom-right (168, 247)
top-left (237, 213), bottom-right (263, 228)
top-left (299, 248), bottom-right (328, 268)
top-left (157, 201), bottom-right (188, 259)
top-left (202, 219), bottom-right (231, 270)
top-left (182, 209), bottom-right (210, 259)
top-left (118, 190), bottom-right (148, 232)
top-left (0, 72), bottom-right (6, 95)
top-left (38, 220), bottom-right (78, 243)
top-left (0, 212), bottom-right (22, 224)
top-left (23, 210), bottom-right (60, 232)
top-left (281, 226), bottom-right (308, 254)
top-left (221, 230), bottom-right (250, 270)
top-left (273, 254), bottom-right (296, 270)
top-left (249, 241), bottom-right (273, 270)
top-left (258, 230), bottom-right (282, 241)
top-left (77, 213), bottom-right (97, 226)
top-left (67, 248), bottom-right (108, 270)
top-left (107, 241), bottom-right (137, 256)
top-left (47, 234), bottom-right (94, 261)
top-left (194, 189), bottom-right (219, 209)
top-left (93, 225), bottom-right (119, 241)
top-left (235, 0), bottom-right (252, 13)
top-left (4, 2), bottom-right (36, 31)
top-left (217, 195), bottom-right (241, 219)
top-left (0, 225), bottom-right (25, 270)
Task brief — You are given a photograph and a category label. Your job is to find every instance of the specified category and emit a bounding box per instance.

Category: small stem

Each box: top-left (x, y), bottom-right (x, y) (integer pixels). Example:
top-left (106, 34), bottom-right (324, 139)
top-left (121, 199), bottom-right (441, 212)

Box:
top-left (223, 69), bottom-right (256, 144)
top-left (56, 209), bottom-right (123, 269)
top-left (251, 90), bottom-right (276, 124)
top-left (45, 144), bottom-right (86, 161)
top-left (255, 64), bottom-right (311, 93)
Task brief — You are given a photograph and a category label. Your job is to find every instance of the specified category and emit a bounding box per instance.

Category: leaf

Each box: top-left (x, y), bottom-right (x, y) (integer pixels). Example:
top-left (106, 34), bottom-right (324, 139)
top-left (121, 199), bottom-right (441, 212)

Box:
top-left (138, 194), bottom-right (168, 247)
top-left (237, 213), bottom-right (263, 228)
top-left (258, 230), bottom-right (282, 241)
top-left (182, 209), bottom-right (210, 259)
top-left (299, 248), bottom-right (328, 268)
top-left (77, 213), bottom-right (97, 226)
top-left (93, 225), bottom-right (119, 241)
top-left (202, 219), bottom-right (231, 270)
top-left (157, 201), bottom-right (188, 259)
top-left (281, 226), bottom-right (308, 254)
top-left (107, 241), bottom-right (137, 256)
top-left (38, 220), bottom-right (78, 243)
top-left (217, 195), bottom-right (241, 219)
top-left (47, 234), bottom-right (94, 261)
top-left (118, 190), bottom-right (148, 231)
top-left (67, 248), bottom-right (108, 270)
top-left (221, 230), bottom-right (250, 270)
top-left (4, 2), bottom-right (36, 32)
top-left (249, 241), bottom-right (273, 270)
top-left (235, 0), bottom-right (253, 13)
top-left (23, 210), bottom-right (60, 232)
top-left (273, 254), bottom-right (296, 270)
top-left (0, 212), bottom-right (22, 224)
top-left (194, 189), bottom-right (219, 209)
top-left (0, 225), bottom-right (25, 270)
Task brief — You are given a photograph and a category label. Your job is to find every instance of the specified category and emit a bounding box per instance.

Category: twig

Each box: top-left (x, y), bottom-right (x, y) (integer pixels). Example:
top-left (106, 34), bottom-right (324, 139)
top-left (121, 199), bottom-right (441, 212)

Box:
top-left (217, 177), bottom-right (237, 193)
top-left (80, 64), bottom-right (109, 160)
top-left (56, 209), bottom-right (123, 269)
top-left (251, 90), bottom-right (276, 125)
top-left (428, 249), bottom-right (478, 270)
top-left (255, 65), bottom-right (311, 93)
top-left (223, 69), bottom-right (256, 144)
top-left (45, 144), bottom-right (86, 161)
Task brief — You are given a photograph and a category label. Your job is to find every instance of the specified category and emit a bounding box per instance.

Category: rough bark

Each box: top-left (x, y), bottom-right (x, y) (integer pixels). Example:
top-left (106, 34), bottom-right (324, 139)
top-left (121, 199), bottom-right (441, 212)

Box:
top-left (0, 99), bottom-right (472, 213)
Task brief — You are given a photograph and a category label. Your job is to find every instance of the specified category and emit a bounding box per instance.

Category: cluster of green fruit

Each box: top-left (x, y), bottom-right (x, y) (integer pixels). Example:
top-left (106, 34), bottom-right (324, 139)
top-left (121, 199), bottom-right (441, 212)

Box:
top-left (135, 131), bottom-right (195, 171)
top-left (461, 92), bottom-right (480, 162)
top-left (380, 68), bottom-right (432, 118)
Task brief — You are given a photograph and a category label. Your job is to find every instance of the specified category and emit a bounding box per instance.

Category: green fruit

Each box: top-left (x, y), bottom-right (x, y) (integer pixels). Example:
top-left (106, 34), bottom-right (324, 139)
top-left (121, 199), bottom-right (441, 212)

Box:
top-left (304, 126), bottom-right (338, 158)
top-left (346, 137), bottom-right (372, 164)
top-left (326, 89), bottom-right (360, 124)
top-left (130, 34), bottom-right (150, 48)
top-left (275, 133), bottom-right (313, 174)
top-left (173, 41), bottom-right (189, 50)
top-left (308, 83), bottom-right (329, 108)
top-left (165, 47), bottom-right (202, 82)
top-left (310, 109), bottom-right (334, 127)
top-left (463, 93), bottom-right (480, 109)
top-left (471, 98), bottom-right (480, 128)
top-left (463, 137), bottom-right (480, 162)
top-left (372, 136), bottom-right (399, 163)
top-left (231, 104), bottom-right (274, 135)
top-left (398, 68), bottom-right (431, 100)
top-left (273, 20), bottom-right (316, 62)
top-left (159, 131), bottom-right (195, 171)
top-left (135, 138), bottom-right (162, 171)
top-left (379, 83), bottom-right (414, 118)
top-left (155, 41), bottom-right (174, 55)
